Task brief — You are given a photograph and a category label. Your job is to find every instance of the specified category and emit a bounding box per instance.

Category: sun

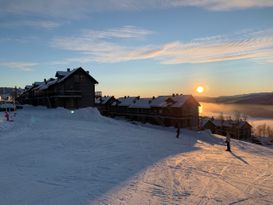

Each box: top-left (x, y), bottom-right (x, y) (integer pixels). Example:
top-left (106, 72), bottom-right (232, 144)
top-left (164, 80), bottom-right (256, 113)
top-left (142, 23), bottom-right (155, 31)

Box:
top-left (196, 86), bottom-right (204, 94)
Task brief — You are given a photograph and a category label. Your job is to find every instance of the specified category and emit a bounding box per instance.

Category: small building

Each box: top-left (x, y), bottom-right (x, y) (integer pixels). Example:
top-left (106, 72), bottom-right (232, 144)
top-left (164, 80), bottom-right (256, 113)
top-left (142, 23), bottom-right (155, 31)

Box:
top-left (202, 118), bottom-right (252, 140)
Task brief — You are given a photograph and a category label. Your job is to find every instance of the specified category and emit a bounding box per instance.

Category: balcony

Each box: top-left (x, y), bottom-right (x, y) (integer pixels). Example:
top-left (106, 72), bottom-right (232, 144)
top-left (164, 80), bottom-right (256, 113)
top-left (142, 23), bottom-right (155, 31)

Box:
top-left (48, 90), bottom-right (82, 98)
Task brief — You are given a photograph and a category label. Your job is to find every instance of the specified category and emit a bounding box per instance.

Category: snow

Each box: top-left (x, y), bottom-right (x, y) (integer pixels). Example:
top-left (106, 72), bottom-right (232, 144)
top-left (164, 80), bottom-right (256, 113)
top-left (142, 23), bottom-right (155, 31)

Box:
top-left (117, 96), bottom-right (139, 107)
top-left (149, 96), bottom-right (170, 107)
top-left (0, 106), bottom-right (273, 205)
top-left (39, 79), bottom-right (58, 91)
top-left (129, 98), bottom-right (152, 108)
top-left (171, 95), bottom-right (192, 108)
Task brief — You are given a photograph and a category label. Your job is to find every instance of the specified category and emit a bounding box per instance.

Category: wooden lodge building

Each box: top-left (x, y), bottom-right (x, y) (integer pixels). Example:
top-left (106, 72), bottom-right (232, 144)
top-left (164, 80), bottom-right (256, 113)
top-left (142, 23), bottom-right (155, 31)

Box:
top-left (201, 118), bottom-right (252, 140)
top-left (96, 94), bottom-right (200, 128)
top-left (18, 67), bottom-right (98, 109)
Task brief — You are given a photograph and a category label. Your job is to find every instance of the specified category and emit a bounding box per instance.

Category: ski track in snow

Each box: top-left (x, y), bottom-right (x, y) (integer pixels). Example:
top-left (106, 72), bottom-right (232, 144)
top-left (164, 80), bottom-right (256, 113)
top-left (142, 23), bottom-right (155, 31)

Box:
top-left (0, 106), bottom-right (273, 205)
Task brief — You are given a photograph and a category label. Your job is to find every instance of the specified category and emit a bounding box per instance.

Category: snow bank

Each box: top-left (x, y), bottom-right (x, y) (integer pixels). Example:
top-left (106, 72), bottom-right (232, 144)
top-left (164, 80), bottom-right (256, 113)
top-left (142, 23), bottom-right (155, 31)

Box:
top-left (20, 106), bottom-right (103, 121)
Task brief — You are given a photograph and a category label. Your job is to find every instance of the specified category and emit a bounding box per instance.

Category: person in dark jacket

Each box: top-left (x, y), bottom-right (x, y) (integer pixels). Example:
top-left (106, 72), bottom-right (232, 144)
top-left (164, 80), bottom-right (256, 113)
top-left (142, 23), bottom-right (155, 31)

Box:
top-left (176, 125), bottom-right (180, 139)
top-left (225, 133), bottom-right (231, 152)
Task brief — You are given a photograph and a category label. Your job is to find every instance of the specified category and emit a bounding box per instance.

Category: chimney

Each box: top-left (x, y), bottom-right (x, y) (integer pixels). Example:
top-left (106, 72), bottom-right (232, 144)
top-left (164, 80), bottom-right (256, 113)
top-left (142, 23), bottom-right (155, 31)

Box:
top-left (44, 79), bottom-right (47, 84)
top-left (67, 68), bottom-right (70, 72)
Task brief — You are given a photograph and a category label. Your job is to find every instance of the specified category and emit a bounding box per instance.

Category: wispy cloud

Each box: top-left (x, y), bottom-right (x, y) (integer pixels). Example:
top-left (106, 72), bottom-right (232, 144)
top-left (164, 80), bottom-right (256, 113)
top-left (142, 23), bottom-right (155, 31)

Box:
top-left (0, 61), bottom-right (37, 71)
top-left (0, 20), bottom-right (62, 29)
top-left (168, 0), bottom-right (273, 11)
top-left (1, 0), bottom-right (273, 19)
top-left (52, 27), bottom-right (273, 65)
top-left (84, 26), bottom-right (154, 39)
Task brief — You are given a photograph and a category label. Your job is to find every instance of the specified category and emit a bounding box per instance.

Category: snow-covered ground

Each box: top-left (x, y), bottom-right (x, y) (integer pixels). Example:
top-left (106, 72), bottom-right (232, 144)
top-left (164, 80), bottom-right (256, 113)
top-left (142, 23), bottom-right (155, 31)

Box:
top-left (0, 106), bottom-right (272, 205)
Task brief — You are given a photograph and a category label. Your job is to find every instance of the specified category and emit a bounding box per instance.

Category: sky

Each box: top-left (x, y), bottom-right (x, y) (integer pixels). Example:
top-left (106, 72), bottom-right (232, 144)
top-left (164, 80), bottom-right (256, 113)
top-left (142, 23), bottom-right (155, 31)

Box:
top-left (0, 0), bottom-right (273, 97)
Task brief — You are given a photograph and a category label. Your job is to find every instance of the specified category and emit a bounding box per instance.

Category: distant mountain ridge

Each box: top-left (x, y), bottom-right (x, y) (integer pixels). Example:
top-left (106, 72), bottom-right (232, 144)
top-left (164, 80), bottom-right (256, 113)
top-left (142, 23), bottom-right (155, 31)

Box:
top-left (196, 92), bottom-right (273, 105)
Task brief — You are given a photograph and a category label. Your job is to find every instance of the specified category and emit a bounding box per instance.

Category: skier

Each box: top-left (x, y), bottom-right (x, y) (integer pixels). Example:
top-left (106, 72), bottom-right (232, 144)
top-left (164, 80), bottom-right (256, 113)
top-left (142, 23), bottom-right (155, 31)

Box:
top-left (4, 111), bottom-right (9, 121)
top-left (176, 124), bottom-right (180, 139)
top-left (225, 133), bottom-right (231, 152)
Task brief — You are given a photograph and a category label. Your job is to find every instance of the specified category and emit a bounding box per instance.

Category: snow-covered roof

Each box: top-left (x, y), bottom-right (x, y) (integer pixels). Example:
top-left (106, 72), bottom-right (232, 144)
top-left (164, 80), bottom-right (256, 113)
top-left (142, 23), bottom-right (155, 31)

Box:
top-left (111, 101), bottom-right (118, 106)
top-left (150, 96), bottom-right (170, 107)
top-left (57, 68), bottom-right (78, 83)
top-left (95, 96), bottom-right (114, 105)
top-left (56, 71), bottom-right (70, 77)
top-left (237, 121), bottom-right (252, 128)
top-left (39, 79), bottom-right (58, 91)
top-left (57, 67), bottom-right (98, 84)
top-left (117, 96), bottom-right (139, 107)
top-left (95, 97), bottom-right (101, 104)
top-left (25, 85), bottom-right (33, 90)
top-left (33, 82), bottom-right (43, 87)
top-left (101, 96), bottom-right (113, 105)
top-left (129, 98), bottom-right (153, 108)
top-left (30, 67), bottom-right (99, 93)
top-left (170, 95), bottom-right (190, 108)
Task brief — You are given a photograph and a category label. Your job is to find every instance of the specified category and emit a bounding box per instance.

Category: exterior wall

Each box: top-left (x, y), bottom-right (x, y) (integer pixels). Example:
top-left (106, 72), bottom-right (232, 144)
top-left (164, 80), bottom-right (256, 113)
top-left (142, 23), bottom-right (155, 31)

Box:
top-left (99, 98), bottom-right (200, 129)
top-left (18, 68), bottom-right (97, 109)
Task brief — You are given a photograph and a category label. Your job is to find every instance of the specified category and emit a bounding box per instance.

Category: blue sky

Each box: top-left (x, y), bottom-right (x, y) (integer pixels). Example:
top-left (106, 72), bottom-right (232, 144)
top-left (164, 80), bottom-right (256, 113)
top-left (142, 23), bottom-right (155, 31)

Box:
top-left (0, 0), bottom-right (273, 97)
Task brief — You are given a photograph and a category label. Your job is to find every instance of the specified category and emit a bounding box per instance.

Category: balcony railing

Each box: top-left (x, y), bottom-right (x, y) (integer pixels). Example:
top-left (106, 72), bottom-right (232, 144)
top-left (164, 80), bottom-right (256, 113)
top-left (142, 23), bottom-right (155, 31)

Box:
top-left (34, 90), bottom-right (82, 98)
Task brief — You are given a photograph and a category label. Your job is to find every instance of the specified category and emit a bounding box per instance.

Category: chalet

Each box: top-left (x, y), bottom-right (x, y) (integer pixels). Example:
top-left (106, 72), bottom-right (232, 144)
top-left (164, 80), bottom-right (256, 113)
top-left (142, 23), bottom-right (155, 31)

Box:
top-left (201, 118), bottom-right (252, 139)
top-left (18, 67), bottom-right (98, 109)
top-left (97, 94), bottom-right (200, 129)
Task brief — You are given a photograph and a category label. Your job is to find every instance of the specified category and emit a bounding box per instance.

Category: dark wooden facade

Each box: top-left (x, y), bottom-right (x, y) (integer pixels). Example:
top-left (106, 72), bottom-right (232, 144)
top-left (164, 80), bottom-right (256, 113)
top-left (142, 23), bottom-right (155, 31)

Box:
top-left (96, 94), bottom-right (200, 129)
top-left (18, 67), bottom-right (98, 109)
top-left (201, 119), bottom-right (252, 140)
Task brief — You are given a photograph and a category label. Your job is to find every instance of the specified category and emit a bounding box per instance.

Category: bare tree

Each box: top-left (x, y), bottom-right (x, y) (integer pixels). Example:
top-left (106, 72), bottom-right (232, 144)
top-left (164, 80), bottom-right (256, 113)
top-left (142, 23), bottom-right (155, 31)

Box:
top-left (218, 112), bottom-right (224, 123)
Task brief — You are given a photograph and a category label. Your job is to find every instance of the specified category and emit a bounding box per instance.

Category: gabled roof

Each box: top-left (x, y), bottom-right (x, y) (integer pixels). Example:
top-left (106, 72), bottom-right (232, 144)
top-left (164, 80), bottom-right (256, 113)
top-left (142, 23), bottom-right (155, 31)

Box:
top-left (206, 119), bottom-right (252, 128)
top-left (56, 67), bottom-right (98, 84)
top-left (150, 96), bottom-right (171, 107)
top-left (55, 71), bottom-right (70, 78)
top-left (95, 97), bottom-right (101, 104)
top-left (238, 121), bottom-right (252, 128)
top-left (170, 95), bottom-right (200, 108)
top-left (129, 98), bottom-right (153, 108)
top-left (171, 95), bottom-right (190, 107)
top-left (39, 79), bottom-right (58, 91)
top-left (117, 96), bottom-right (139, 107)
top-left (33, 82), bottom-right (43, 87)
top-left (100, 96), bottom-right (113, 105)
top-left (211, 120), bottom-right (232, 127)
top-left (25, 85), bottom-right (33, 90)
top-left (34, 67), bottom-right (99, 92)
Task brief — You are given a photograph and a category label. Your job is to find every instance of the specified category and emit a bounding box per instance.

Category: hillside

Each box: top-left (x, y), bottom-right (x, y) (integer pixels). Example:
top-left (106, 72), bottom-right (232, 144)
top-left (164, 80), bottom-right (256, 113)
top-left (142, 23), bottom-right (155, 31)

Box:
top-left (196, 92), bottom-right (273, 105)
top-left (0, 107), bottom-right (273, 205)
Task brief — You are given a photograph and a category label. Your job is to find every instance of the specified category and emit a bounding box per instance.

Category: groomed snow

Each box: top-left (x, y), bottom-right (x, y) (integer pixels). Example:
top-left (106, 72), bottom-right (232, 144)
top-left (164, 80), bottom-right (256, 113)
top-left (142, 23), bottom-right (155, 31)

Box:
top-left (0, 106), bottom-right (272, 205)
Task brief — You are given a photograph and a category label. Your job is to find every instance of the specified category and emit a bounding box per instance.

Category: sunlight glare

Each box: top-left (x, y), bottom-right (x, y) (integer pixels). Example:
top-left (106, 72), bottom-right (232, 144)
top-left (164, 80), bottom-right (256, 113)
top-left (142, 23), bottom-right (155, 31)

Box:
top-left (196, 86), bottom-right (204, 94)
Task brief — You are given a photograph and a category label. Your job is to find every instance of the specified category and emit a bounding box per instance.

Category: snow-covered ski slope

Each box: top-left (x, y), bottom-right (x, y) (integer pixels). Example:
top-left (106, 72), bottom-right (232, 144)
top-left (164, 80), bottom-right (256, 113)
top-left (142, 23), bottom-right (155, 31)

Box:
top-left (0, 106), bottom-right (272, 205)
